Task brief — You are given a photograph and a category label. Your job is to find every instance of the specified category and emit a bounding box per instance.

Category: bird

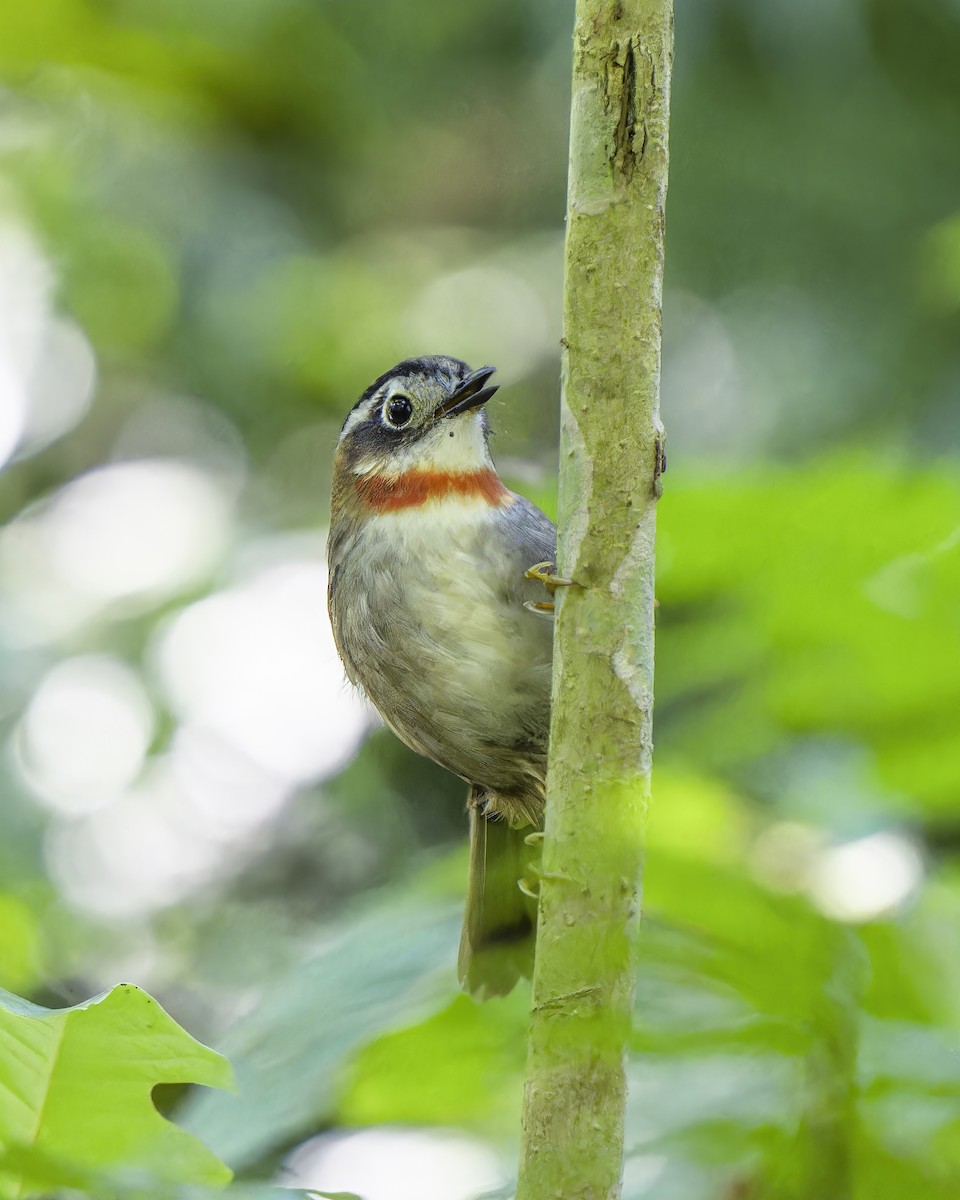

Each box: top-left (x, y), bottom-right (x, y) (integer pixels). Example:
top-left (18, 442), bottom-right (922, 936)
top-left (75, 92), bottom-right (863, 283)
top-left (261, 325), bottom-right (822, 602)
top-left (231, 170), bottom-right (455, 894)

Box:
top-left (327, 355), bottom-right (562, 997)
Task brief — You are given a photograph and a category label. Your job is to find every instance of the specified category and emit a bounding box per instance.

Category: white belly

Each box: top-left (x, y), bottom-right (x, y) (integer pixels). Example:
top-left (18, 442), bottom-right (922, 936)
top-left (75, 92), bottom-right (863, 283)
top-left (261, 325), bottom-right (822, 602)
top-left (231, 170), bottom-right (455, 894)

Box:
top-left (330, 499), bottom-right (552, 794)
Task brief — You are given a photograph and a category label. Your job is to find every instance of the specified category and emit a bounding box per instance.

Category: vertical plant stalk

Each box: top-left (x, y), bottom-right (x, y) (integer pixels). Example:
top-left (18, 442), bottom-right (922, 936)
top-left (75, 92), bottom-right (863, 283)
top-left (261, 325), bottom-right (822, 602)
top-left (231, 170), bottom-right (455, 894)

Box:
top-left (515, 3), bottom-right (672, 1199)
top-left (798, 928), bottom-right (862, 1200)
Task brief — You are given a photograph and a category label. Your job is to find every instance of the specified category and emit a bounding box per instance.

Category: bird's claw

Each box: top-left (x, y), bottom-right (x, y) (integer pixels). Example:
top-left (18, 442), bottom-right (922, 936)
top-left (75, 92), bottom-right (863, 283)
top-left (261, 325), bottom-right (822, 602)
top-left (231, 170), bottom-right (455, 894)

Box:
top-left (523, 599), bottom-right (555, 615)
top-left (524, 560), bottom-right (574, 594)
top-left (516, 859), bottom-right (574, 899)
top-left (524, 830), bottom-right (545, 847)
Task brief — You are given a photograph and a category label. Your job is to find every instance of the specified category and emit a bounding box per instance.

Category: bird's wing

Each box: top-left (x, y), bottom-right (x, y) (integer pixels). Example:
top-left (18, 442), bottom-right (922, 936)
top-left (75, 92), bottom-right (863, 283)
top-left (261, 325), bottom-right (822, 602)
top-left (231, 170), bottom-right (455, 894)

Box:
top-left (499, 494), bottom-right (559, 614)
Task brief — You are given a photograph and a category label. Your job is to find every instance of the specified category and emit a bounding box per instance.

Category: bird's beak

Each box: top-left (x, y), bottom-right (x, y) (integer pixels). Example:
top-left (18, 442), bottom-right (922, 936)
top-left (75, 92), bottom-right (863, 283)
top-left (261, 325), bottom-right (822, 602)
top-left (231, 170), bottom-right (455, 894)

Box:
top-left (434, 366), bottom-right (499, 419)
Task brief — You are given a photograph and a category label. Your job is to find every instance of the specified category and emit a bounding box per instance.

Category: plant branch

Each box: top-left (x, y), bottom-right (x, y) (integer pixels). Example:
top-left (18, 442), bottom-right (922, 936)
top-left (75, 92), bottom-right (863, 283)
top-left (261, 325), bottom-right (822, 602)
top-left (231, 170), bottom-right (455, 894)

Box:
top-left (515, 1), bottom-right (673, 1198)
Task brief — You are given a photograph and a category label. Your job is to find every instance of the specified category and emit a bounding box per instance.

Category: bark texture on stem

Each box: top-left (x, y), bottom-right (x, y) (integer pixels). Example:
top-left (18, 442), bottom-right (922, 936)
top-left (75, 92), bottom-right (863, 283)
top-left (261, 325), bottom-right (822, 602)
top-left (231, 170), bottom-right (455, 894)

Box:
top-left (515, 2), bottom-right (672, 1199)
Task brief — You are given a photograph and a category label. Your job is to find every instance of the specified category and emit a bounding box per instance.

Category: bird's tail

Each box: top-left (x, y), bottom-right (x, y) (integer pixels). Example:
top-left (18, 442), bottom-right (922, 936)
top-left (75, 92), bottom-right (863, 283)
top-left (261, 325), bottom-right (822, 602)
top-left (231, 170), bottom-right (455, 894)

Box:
top-left (458, 792), bottom-right (539, 999)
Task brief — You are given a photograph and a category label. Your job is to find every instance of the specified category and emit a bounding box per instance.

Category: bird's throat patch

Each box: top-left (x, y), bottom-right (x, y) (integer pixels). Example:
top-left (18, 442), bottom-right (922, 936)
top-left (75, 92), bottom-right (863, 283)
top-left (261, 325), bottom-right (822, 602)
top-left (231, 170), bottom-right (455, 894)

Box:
top-left (354, 468), bottom-right (510, 512)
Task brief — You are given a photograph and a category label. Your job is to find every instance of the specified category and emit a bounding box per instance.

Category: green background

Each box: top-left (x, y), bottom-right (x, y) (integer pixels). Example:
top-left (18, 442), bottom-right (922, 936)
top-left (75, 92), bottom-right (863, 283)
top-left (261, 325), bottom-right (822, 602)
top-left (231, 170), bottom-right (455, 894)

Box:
top-left (0, 0), bottom-right (959, 1196)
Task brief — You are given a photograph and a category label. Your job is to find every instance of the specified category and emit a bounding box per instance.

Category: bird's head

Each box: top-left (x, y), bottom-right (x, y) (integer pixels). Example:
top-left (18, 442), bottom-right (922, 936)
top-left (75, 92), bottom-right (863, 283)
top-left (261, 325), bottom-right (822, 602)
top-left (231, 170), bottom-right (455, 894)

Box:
top-left (331, 352), bottom-right (508, 513)
top-left (335, 355), bottom-right (499, 480)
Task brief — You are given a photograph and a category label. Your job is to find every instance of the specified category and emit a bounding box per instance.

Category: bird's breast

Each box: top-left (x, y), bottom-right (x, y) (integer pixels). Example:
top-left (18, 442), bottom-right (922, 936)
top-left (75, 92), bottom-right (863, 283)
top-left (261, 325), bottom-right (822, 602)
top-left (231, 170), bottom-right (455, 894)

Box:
top-left (328, 494), bottom-right (552, 792)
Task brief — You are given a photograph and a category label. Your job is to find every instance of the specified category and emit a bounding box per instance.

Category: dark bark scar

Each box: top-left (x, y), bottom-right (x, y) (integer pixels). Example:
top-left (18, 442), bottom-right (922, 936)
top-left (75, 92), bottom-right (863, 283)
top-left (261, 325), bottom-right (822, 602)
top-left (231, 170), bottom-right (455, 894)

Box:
top-left (605, 36), bottom-right (653, 186)
top-left (532, 985), bottom-right (602, 1014)
top-left (653, 432), bottom-right (667, 498)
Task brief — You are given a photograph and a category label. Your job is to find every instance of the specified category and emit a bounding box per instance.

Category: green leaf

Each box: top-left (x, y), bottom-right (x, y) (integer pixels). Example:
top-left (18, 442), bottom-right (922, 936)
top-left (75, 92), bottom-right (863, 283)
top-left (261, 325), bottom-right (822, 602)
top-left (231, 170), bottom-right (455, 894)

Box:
top-left (339, 992), bottom-right (528, 1134)
top-left (0, 983), bottom-right (233, 1198)
top-left (179, 891), bottom-right (463, 1170)
top-left (0, 896), bottom-right (40, 994)
top-left (657, 458), bottom-right (960, 813)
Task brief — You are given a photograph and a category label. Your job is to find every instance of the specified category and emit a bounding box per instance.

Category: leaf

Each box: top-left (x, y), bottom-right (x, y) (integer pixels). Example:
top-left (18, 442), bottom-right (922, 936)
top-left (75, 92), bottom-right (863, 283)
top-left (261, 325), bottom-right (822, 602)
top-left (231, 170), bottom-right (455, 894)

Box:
top-left (339, 992), bottom-right (528, 1134)
top-left (0, 983), bottom-right (233, 1198)
top-left (0, 896), bottom-right (40, 993)
top-left (179, 889), bottom-right (463, 1170)
top-left (656, 458), bottom-right (960, 813)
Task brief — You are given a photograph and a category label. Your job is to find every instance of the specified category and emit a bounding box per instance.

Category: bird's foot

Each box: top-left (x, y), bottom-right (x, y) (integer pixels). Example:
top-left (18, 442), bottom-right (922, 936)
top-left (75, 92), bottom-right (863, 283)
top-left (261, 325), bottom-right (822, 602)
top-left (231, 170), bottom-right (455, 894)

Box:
top-left (523, 561), bottom-right (574, 616)
top-left (518, 830), bottom-right (544, 894)
top-left (524, 560), bottom-right (574, 595)
top-left (516, 859), bottom-right (574, 898)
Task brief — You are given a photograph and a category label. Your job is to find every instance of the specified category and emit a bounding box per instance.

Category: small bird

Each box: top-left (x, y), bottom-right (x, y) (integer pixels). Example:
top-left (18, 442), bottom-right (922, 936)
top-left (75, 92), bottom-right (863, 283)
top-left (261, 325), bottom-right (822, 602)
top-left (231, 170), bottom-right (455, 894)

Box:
top-left (327, 355), bottom-right (560, 996)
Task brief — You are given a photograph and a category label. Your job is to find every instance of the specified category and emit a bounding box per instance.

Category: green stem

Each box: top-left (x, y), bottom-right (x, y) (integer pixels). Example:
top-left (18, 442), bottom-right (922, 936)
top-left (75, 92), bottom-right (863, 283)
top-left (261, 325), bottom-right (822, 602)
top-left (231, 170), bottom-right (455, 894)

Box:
top-left (515, 2), bottom-right (673, 1199)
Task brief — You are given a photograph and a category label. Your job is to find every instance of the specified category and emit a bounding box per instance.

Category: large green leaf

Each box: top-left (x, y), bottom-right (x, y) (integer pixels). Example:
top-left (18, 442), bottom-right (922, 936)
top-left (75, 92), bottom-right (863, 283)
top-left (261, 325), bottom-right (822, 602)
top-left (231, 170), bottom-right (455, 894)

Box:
top-left (339, 991), bottom-right (528, 1135)
top-left (0, 983), bottom-right (233, 1198)
top-left (179, 887), bottom-right (463, 1170)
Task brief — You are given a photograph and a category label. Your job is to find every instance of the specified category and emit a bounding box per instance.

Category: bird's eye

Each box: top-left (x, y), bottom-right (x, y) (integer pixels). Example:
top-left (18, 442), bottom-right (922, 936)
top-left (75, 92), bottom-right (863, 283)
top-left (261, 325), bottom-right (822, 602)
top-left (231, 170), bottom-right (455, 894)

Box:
top-left (383, 395), bottom-right (414, 429)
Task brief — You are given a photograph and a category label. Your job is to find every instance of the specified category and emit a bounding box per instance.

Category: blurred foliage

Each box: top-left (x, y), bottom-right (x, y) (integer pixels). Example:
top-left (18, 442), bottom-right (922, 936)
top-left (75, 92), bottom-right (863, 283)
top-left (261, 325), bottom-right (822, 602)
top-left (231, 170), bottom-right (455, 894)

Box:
top-left (1, 0), bottom-right (959, 1197)
top-left (180, 884), bottom-right (465, 1169)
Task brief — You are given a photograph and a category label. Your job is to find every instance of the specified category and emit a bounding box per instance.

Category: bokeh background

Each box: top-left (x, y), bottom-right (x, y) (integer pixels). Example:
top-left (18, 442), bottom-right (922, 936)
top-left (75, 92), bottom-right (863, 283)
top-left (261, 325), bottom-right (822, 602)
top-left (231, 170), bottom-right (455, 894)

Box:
top-left (2, 1), bottom-right (960, 1197)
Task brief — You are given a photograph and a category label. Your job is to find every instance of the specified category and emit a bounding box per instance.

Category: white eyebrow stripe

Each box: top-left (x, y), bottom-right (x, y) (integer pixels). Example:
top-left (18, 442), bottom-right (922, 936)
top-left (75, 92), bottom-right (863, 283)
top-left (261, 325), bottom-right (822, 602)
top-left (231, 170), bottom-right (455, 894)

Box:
top-left (339, 395), bottom-right (380, 440)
